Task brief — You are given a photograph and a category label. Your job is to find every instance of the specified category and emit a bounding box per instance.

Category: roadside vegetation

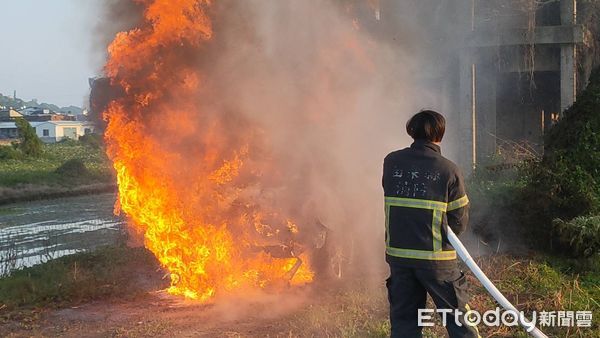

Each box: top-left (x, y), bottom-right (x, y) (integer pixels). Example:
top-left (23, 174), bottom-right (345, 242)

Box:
top-left (519, 67), bottom-right (600, 255)
top-left (0, 246), bottom-right (597, 337)
top-left (0, 128), bottom-right (112, 203)
top-left (470, 67), bottom-right (600, 260)
top-left (13, 118), bottom-right (43, 158)
top-left (463, 68), bottom-right (600, 337)
top-left (0, 246), bottom-right (162, 311)
top-left (284, 255), bottom-right (599, 337)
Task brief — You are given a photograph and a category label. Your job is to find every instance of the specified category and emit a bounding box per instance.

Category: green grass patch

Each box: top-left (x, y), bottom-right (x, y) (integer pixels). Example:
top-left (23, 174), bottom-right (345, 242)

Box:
top-left (472, 255), bottom-right (599, 337)
top-left (0, 246), bottom-right (163, 310)
top-left (0, 142), bottom-right (112, 187)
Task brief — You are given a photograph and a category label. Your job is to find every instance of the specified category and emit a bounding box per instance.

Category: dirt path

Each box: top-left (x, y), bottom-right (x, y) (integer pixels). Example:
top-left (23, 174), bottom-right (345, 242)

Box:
top-left (4, 288), bottom-right (333, 337)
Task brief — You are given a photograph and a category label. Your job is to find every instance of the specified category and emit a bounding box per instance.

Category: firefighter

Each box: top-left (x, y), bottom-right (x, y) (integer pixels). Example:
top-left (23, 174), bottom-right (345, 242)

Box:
top-left (382, 110), bottom-right (480, 338)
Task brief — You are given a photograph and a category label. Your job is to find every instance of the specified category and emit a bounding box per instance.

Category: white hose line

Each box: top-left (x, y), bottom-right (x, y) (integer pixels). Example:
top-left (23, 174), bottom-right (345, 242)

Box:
top-left (447, 228), bottom-right (548, 338)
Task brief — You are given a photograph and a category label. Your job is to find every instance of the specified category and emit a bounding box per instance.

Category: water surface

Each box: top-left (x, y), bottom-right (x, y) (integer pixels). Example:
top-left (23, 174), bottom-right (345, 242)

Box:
top-left (0, 193), bottom-right (124, 272)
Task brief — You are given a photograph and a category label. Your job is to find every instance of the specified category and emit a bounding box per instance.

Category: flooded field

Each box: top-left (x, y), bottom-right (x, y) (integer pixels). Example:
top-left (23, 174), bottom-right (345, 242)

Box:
top-left (0, 193), bottom-right (124, 273)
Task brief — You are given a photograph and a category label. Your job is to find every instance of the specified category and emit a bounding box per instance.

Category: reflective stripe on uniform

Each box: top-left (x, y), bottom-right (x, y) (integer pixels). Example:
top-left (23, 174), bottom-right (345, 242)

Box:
top-left (386, 246), bottom-right (457, 260)
top-left (384, 195), bottom-right (468, 260)
top-left (385, 203), bottom-right (391, 246)
top-left (385, 195), bottom-right (469, 212)
top-left (385, 196), bottom-right (447, 211)
top-left (447, 195), bottom-right (469, 211)
top-left (432, 209), bottom-right (443, 251)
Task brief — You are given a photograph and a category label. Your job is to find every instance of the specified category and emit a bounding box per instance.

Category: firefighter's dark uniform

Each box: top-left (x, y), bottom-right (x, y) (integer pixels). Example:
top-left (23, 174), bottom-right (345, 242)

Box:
top-left (382, 140), bottom-right (480, 338)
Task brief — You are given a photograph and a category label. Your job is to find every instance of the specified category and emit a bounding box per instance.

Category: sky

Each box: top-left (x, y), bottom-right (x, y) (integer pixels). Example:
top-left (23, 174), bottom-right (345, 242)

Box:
top-left (0, 0), bottom-right (102, 108)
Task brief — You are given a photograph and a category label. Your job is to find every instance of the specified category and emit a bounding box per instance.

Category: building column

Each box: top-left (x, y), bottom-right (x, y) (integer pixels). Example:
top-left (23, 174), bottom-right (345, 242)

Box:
top-left (560, 0), bottom-right (577, 113)
top-left (459, 51), bottom-right (476, 173)
top-left (475, 59), bottom-right (497, 162)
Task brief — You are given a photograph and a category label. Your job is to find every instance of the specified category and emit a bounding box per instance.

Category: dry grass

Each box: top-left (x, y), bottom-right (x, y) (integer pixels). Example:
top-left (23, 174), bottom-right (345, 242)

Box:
top-left (0, 250), bottom-right (597, 337)
top-left (278, 254), bottom-right (599, 337)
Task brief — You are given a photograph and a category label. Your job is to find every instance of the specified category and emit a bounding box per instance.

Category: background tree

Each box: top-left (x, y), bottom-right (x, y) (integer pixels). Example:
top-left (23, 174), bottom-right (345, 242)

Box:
top-left (14, 118), bottom-right (43, 157)
top-left (518, 67), bottom-right (600, 256)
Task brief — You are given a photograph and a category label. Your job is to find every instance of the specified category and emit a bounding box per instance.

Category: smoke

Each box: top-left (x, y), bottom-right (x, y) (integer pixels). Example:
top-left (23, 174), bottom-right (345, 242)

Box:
top-left (197, 0), bottom-right (470, 276)
top-left (95, 0), bottom-right (472, 291)
top-left (90, 0), bottom-right (145, 66)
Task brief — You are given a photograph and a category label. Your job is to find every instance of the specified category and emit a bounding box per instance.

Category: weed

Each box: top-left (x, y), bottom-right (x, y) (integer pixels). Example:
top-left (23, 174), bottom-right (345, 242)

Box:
top-left (553, 216), bottom-right (600, 257)
top-left (0, 143), bottom-right (111, 188)
top-left (518, 67), bottom-right (600, 252)
top-left (0, 245), bottom-right (164, 310)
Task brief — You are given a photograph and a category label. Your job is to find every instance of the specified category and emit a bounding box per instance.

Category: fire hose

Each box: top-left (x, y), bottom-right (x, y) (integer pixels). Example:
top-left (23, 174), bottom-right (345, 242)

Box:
top-left (447, 228), bottom-right (548, 338)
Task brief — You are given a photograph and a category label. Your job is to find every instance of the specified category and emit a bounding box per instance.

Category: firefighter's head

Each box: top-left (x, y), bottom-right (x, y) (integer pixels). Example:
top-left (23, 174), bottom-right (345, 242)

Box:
top-left (406, 110), bottom-right (446, 143)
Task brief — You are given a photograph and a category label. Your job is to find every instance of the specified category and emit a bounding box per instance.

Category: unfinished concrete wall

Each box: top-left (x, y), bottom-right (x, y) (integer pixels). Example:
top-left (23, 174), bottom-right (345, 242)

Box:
top-left (352, 0), bottom-right (594, 172)
top-left (457, 0), bottom-right (584, 171)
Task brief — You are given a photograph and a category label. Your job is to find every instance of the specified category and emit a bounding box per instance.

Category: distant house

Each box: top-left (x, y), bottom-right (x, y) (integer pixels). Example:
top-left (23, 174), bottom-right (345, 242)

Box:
top-left (0, 108), bottom-right (24, 122)
top-left (26, 113), bottom-right (76, 122)
top-left (75, 108), bottom-right (90, 121)
top-left (0, 120), bottom-right (95, 143)
top-left (33, 121), bottom-right (95, 142)
top-left (6, 107), bottom-right (77, 122)
top-left (0, 121), bottom-right (19, 139)
top-left (20, 107), bottom-right (50, 116)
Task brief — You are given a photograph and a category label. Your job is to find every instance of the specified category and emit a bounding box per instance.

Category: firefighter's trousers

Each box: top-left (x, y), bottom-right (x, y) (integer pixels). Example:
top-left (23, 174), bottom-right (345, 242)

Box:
top-left (386, 265), bottom-right (480, 338)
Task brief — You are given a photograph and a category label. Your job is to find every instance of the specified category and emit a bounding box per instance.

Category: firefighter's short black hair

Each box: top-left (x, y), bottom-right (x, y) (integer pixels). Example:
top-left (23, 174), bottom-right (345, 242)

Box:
top-left (406, 110), bottom-right (446, 142)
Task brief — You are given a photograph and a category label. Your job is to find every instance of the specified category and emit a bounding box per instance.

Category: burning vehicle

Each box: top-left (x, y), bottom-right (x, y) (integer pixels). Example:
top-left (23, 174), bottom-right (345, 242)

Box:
top-left (91, 73), bottom-right (341, 300)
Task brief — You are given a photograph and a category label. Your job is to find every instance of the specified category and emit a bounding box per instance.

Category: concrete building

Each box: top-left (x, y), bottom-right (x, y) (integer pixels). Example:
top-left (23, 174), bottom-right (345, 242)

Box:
top-left (34, 121), bottom-right (95, 142)
top-left (456, 0), bottom-right (586, 171)
top-left (375, 0), bottom-right (594, 173)
top-left (0, 120), bottom-right (95, 143)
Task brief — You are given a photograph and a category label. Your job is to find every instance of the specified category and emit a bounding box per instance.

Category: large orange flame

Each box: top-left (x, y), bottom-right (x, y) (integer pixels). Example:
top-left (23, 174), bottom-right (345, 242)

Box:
top-left (103, 0), bottom-right (313, 302)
